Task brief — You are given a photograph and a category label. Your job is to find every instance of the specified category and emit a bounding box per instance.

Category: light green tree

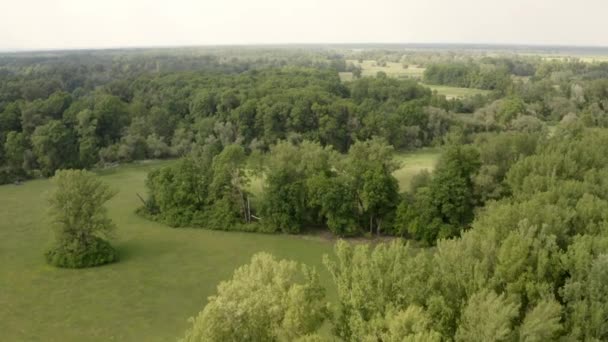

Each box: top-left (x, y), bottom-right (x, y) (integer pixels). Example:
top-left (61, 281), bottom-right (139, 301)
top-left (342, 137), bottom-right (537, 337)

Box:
top-left (181, 253), bottom-right (329, 342)
top-left (45, 169), bottom-right (118, 268)
top-left (455, 290), bottom-right (519, 342)
top-left (519, 299), bottom-right (563, 342)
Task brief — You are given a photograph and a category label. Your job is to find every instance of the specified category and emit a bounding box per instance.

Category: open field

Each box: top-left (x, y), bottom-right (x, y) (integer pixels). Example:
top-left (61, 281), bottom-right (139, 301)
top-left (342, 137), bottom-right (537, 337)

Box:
top-left (0, 162), bottom-right (336, 342)
top-left (0, 149), bottom-right (441, 341)
top-left (393, 148), bottom-right (441, 191)
top-left (339, 59), bottom-right (489, 99)
top-left (345, 59), bottom-right (426, 79)
top-left (518, 53), bottom-right (608, 63)
top-left (421, 84), bottom-right (491, 99)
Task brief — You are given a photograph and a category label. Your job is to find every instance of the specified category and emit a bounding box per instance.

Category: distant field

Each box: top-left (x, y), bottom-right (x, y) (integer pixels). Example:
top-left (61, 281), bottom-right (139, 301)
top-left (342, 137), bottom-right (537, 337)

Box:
top-left (421, 83), bottom-right (491, 99)
top-left (520, 53), bottom-right (608, 63)
top-left (345, 59), bottom-right (426, 79)
top-left (339, 60), bottom-right (488, 99)
top-left (393, 148), bottom-right (441, 191)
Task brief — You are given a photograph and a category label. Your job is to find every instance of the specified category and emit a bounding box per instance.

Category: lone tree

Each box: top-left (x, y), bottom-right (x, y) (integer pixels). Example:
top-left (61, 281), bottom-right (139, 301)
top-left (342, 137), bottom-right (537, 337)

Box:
top-left (45, 169), bottom-right (118, 268)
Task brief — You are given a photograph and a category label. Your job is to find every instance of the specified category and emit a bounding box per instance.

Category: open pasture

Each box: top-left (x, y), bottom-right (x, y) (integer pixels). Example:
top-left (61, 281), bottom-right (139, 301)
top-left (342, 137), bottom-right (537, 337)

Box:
top-left (0, 149), bottom-right (441, 341)
top-left (0, 162), bottom-right (335, 341)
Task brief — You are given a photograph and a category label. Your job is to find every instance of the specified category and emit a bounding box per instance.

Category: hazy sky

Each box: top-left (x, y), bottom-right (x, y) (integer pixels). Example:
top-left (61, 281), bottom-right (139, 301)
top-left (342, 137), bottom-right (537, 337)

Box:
top-left (1, 0), bottom-right (607, 50)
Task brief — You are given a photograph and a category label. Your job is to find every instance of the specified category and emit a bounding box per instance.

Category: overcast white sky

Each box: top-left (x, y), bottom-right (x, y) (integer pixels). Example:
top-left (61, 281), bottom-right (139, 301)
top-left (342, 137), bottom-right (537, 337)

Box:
top-left (1, 0), bottom-right (607, 50)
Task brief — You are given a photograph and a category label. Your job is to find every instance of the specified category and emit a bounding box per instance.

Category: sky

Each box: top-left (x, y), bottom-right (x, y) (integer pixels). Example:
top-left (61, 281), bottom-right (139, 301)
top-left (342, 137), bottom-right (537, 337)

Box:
top-left (1, 0), bottom-right (607, 50)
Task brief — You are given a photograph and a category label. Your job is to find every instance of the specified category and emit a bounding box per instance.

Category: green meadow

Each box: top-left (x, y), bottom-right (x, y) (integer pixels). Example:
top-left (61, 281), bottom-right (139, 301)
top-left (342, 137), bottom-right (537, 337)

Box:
top-left (393, 148), bottom-right (441, 190)
top-left (422, 84), bottom-right (491, 99)
top-left (0, 149), bottom-right (440, 341)
top-left (0, 162), bottom-right (334, 341)
top-left (341, 59), bottom-right (426, 80)
top-left (339, 60), bottom-right (490, 99)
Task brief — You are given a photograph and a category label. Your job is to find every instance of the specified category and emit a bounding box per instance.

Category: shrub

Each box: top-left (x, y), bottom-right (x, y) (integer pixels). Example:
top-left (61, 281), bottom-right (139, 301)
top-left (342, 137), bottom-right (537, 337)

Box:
top-left (45, 236), bottom-right (117, 268)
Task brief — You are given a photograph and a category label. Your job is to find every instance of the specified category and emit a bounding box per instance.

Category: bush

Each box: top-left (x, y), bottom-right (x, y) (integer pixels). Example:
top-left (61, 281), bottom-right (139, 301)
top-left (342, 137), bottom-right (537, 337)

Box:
top-left (45, 237), bottom-right (117, 268)
top-left (46, 170), bottom-right (118, 268)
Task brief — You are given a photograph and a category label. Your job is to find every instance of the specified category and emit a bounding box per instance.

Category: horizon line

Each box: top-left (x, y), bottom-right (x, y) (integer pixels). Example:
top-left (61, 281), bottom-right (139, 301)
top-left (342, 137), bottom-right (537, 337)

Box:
top-left (3, 41), bottom-right (608, 54)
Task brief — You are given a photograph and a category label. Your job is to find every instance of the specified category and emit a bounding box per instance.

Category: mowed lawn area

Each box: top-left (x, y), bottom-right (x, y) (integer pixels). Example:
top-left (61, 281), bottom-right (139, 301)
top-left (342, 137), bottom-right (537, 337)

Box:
top-left (0, 149), bottom-right (441, 341)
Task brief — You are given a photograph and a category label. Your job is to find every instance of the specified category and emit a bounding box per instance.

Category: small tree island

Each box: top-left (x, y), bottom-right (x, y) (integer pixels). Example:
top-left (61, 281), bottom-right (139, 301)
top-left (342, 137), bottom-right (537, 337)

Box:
top-left (45, 169), bottom-right (118, 268)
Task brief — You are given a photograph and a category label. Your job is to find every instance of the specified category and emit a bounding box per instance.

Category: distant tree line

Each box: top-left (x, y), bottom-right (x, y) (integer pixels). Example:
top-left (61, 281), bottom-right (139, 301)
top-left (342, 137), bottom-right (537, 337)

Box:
top-left (0, 63), bottom-right (470, 184)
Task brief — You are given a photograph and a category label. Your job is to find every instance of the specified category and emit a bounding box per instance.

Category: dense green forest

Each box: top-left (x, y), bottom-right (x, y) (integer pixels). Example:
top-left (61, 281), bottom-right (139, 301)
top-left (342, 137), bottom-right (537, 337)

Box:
top-left (3, 46), bottom-right (608, 340)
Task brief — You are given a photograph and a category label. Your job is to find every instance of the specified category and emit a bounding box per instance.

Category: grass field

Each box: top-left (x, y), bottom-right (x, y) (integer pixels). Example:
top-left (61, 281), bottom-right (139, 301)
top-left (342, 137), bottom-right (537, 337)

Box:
top-left (393, 148), bottom-right (441, 191)
top-left (341, 59), bottom-right (426, 80)
top-left (421, 84), bottom-right (491, 99)
top-left (0, 162), bottom-right (336, 342)
top-left (519, 53), bottom-right (608, 63)
top-left (338, 60), bottom-right (489, 99)
top-left (0, 149), bottom-right (441, 341)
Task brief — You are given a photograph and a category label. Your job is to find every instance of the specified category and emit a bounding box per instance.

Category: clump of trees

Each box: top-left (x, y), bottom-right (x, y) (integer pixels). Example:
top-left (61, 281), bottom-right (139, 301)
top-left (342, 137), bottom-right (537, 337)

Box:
top-left (423, 62), bottom-right (512, 91)
top-left (45, 169), bottom-right (118, 268)
top-left (183, 126), bottom-right (608, 341)
top-left (141, 138), bottom-right (400, 237)
top-left (142, 144), bottom-right (252, 230)
top-left (180, 253), bottom-right (329, 342)
top-left (395, 144), bottom-right (480, 243)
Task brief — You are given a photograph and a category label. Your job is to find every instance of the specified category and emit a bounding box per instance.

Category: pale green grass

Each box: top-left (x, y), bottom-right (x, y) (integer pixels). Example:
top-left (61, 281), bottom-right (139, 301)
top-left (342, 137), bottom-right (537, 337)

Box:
top-left (0, 150), bottom-right (443, 340)
top-left (393, 148), bottom-right (442, 191)
top-left (342, 59), bottom-right (488, 99)
top-left (519, 53), bottom-right (608, 63)
top-left (421, 84), bottom-right (491, 99)
top-left (338, 71), bottom-right (354, 82)
top-left (0, 162), bottom-right (335, 342)
top-left (346, 59), bottom-right (426, 79)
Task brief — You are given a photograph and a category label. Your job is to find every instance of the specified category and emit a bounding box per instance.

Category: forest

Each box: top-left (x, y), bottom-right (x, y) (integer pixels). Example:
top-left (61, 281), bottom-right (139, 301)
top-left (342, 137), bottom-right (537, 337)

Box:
top-left (2, 45), bottom-right (608, 341)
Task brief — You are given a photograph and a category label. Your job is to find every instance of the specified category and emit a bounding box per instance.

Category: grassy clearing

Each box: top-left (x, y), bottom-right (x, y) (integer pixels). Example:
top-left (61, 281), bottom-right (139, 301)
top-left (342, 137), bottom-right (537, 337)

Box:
top-left (346, 59), bottom-right (426, 79)
top-left (393, 148), bottom-right (441, 191)
top-left (519, 53), bottom-right (608, 63)
top-left (0, 162), bottom-right (335, 342)
top-left (0, 149), bottom-right (441, 341)
top-left (421, 84), bottom-right (491, 99)
top-left (340, 60), bottom-right (488, 99)
top-left (338, 71), bottom-right (354, 82)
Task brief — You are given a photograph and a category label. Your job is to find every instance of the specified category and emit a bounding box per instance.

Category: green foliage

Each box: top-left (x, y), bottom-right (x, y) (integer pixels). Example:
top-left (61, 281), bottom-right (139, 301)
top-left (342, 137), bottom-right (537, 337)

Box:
top-left (454, 290), bottom-right (520, 342)
top-left (307, 174), bottom-right (358, 236)
top-left (31, 120), bottom-right (78, 176)
top-left (473, 132), bottom-right (541, 201)
top-left (423, 62), bottom-right (511, 91)
top-left (180, 253), bottom-right (329, 342)
top-left (519, 299), bottom-right (563, 342)
top-left (45, 236), bottom-right (117, 268)
top-left (143, 145), bottom-right (253, 230)
top-left (46, 169), bottom-right (117, 268)
top-left (260, 140), bottom-right (335, 233)
top-left (323, 240), bottom-right (433, 340)
top-left (397, 144), bottom-right (480, 243)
